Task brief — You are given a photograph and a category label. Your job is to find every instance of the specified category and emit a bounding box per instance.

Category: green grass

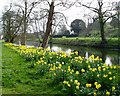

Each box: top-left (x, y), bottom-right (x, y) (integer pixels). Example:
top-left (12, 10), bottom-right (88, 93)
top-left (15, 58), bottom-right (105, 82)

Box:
top-left (2, 43), bottom-right (63, 94)
top-left (52, 37), bottom-right (119, 48)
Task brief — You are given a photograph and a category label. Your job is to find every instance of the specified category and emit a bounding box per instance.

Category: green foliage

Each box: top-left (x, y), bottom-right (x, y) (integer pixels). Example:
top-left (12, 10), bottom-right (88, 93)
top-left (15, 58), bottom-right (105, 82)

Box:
top-left (71, 19), bottom-right (86, 35)
top-left (110, 17), bottom-right (119, 28)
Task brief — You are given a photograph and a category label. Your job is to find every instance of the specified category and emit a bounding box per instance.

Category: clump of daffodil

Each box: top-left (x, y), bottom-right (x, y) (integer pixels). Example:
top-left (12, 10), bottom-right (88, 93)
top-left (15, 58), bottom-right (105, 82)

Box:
top-left (95, 83), bottom-right (101, 89)
top-left (92, 68), bottom-right (97, 72)
top-left (75, 51), bottom-right (78, 55)
top-left (63, 81), bottom-right (71, 87)
top-left (94, 56), bottom-right (99, 61)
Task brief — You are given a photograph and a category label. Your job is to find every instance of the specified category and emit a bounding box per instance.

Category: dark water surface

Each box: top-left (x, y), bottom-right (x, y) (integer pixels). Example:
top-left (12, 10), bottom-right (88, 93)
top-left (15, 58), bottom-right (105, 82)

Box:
top-left (48, 43), bottom-right (120, 66)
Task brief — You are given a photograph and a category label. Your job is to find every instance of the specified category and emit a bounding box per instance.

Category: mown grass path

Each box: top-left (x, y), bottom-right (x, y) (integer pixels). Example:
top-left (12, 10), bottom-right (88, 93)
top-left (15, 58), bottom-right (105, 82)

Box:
top-left (2, 43), bottom-right (62, 94)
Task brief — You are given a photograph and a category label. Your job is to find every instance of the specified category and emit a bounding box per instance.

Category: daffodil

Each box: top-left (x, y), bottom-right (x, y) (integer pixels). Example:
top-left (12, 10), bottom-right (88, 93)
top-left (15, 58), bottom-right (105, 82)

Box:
top-left (54, 73), bottom-right (56, 76)
top-left (112, 86), bottom-right (115, 91)
top-left (94, 82), bottom-right (98, 85)
top-left (113, 66), bottom-right (117, 69)
top-left (109, 77), bottom-right (112, 80)
top-left (103, 68), bottom-right (106, 71)
top-left (97, 74), bottom-right (100, 77)
top-left (77, 82), bottom-right (80, 86)
top-left (98, 66), bottom-right (101, 71)
top-left (63, 81), bottom-right (68, 84)
top-left (92, 68), bottom-right (97, 72)
top-left (94, 92), bottom-right (97, 96)
top-left (68, 66), bottom-right (70, 69)
top-left (81, 68), bottom-right (85, 73)
top-left (67, 83), bottom-right (71, 87)
top-left (70, 79), bottom-right (73, 82)
top-left (113, 76), bottom-right (116, 79)
top-left (75, 51), bottom-right (78, 55)
top-left (103, 74), bottom-right (108, 78)
top-left (106, 91), bottom-right (110, 95)
top-left (86, 83), bottom-right (92, 88)
top-left (75, 71), bottom-right (79, 75)
top-left (74, 80), bottom-right (78, 85)
top-left (108, 72), bottom-right (112, 75)
top-left (76, 86), bottom-right (79, 90)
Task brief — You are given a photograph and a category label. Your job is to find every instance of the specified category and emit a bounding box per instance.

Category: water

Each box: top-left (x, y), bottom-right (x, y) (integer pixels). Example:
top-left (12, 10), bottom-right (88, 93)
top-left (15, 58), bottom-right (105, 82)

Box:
top-left (15, 40), bottom-right (120, 65)
top-left (49, 43), bottom-right (120, 65)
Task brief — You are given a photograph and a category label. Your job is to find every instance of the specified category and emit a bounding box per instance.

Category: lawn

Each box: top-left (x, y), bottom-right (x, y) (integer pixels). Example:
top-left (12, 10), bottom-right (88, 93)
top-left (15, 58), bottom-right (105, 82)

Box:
top-left (2, 43), bottom-right (63, 94)
top-left (52, 37), bottom-right (119, 48)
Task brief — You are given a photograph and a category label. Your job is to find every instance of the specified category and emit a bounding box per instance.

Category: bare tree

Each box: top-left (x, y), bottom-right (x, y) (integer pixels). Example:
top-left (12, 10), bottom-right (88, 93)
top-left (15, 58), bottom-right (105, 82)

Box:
top-left (41, 0), bottom-right (78, 48)
top-left (77, 0), bottom-right (117, 44)
top-left (15, 0), bottom-right (39, 45)
top-left (30, 10), bottom-right (48, 46)
top-left (2, 4), bottom-right (23, 43)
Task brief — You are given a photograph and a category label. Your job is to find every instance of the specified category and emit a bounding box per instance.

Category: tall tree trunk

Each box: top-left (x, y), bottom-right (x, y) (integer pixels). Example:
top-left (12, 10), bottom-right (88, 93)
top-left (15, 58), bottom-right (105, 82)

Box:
top-left (100, 20), bottom-right (106, 43)
top-left (21, 1), bottom-right (27, 45)
top-left (99, 13), bottom-right (107, 44)
top-left (41, 1), bottom-right (54, 48)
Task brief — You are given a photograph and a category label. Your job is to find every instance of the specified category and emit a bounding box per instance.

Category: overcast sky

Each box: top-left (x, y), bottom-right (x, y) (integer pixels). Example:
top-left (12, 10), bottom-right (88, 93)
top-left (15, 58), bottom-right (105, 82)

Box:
top-left (0, 0), bottom-right (119, 31)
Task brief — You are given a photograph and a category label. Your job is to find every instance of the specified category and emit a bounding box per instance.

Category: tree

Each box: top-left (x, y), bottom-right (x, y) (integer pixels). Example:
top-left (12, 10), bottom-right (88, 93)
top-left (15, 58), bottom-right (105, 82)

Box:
top-left (110, 16), bottom-right (119, 28)
top-left (15, 0), bottom-right (39, 45)
top-left (77, 0), bottom-right (117, 44)
top-left (41, 0), bottom-right (55, 48)
top-left (91, 17), bottom-right (100, 30)
top-left (57, 24), bottom-right (68, 35)
top-left (30, 10), bottom-right (48, 46)
top-left (70, 19), bottom-right (86, 35)
top-left (41, 0), bottom-right (78, 48)
top-left (64, 30), bottom-right (70, 35)
top-left (2, 9), bottom-right (22, 43)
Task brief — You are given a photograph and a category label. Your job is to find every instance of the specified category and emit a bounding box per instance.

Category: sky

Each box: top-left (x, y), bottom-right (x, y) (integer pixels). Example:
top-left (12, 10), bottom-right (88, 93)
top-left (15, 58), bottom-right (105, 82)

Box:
top-left (0, 0), bottom-right (119, 32)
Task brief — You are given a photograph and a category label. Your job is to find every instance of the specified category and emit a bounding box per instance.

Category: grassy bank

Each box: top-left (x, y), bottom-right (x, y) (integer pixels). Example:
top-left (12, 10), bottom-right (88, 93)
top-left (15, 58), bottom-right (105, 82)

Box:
top-left (2, 42), bottom-right (120, 95)
top-left (2, 43), bottom-right (63, 94)
top-left (52, 37), bottom-right (119, 49)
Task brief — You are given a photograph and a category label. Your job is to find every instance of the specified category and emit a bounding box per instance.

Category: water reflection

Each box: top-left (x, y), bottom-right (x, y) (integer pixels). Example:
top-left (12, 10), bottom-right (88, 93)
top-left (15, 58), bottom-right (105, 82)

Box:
top-left (85, 52), bottom-right (89, 59)
top-left (49, 44), bottom-right (120, 65)
top-left (105, 56), bottom-right (112, 66)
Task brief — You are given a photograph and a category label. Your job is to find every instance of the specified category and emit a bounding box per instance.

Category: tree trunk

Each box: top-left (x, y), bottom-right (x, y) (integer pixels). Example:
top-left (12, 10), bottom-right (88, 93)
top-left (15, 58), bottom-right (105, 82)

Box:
top-left (21, 1), bottom-right (27, 45)
top-left (100, 21), bottom-right (106, 43)
top-left (99, 13), bottom-right (107, 44)
top-left (41, 1), bottom-right (54, 48)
